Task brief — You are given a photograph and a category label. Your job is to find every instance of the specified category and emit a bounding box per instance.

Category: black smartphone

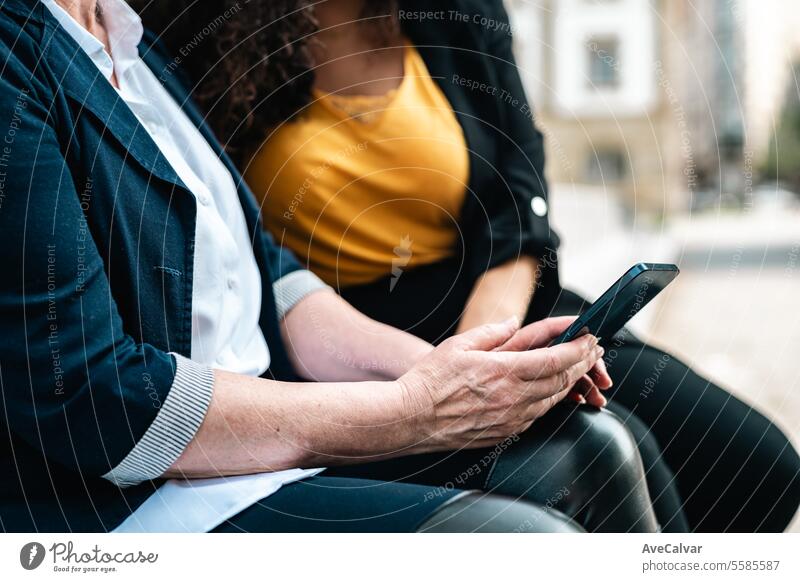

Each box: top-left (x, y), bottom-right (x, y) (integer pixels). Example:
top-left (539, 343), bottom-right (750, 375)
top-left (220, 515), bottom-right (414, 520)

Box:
top-left (549, 263), bottom-right (680, 346)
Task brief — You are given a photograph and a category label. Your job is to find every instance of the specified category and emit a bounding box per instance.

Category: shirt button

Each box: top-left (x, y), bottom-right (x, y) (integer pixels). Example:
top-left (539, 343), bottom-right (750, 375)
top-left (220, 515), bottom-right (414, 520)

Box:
top-left (226, 277), bottom-right (237, 290)
top-left (198, 193), bottom-right (211, 206)
top-left (531, 196), bottom-right (548, 217)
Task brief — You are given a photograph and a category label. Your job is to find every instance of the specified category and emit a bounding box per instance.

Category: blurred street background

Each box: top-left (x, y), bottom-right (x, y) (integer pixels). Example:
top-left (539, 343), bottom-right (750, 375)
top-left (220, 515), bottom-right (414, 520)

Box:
top-left (506, 0), bottom-right (800, 530)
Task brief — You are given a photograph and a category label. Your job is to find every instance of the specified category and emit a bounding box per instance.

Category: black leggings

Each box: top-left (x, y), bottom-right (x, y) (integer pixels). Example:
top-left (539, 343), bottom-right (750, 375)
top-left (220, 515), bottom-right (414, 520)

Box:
top-left (214, 406), bottom-right (655, 532)
top-left (532, 289), bottom-right (800, 532)
top-left (342, 266), bottom-right (800, 532)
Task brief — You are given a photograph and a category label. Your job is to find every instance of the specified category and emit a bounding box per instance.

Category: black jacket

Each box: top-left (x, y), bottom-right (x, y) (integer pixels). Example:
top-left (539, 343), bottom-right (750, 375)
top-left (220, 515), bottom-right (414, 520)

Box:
top-left (0, 0), bottom-right (302, 532)
top-left (400, 0), bottom-right (560, 290)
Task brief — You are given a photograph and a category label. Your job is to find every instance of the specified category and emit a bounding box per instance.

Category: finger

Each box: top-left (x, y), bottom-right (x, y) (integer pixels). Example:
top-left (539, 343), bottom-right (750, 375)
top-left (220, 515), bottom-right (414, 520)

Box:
top-left (499, 334), bottom-right (599, 381)
top-left (496, 316), bottom-right (578, 352)
top-left (567, 390), bottom-right (586, 405)
top-left (523, 383), bottom-right (574, 419)
top-left (457, 316), bottom-right (521, 351)
top-left (584, 387), bottom-right (608, 407)
top-left (571, 376), bottom-right (608, 407)
top-left (588, 357), bottom-right (613, 390)
top-left (539, 348), bottom-right (603, 397)
top-left (572, 375), bottom-right (598, 395)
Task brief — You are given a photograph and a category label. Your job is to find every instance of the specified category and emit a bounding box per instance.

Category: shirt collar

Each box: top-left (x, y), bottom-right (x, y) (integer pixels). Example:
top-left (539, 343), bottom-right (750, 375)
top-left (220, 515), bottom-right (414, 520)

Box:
top-left (41, 0), bottom-right (144, 82)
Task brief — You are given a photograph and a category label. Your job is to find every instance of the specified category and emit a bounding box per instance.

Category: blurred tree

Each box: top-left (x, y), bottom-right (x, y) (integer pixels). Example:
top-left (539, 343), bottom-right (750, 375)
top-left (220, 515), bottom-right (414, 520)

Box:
top-left (764, 62), bottom-right (800, 194)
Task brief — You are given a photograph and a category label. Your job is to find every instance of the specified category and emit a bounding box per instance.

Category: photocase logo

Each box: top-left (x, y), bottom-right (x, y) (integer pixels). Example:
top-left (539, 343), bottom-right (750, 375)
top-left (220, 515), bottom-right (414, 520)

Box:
top-left (390, 235), bottom-right (413, 292)
top-left (20, 542), bottom-right (46, 570)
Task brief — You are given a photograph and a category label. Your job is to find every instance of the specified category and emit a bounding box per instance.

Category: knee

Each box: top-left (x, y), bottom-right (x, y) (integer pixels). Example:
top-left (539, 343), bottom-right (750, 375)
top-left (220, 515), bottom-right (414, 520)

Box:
top-left (758, 426), bottom-right (800, 531)
top-left (703, 421), bottom-right (800, 532)
top-left (484, 406), bottom-right (657, 532)
top-left (785, 447), bottom-right (800, 526)
top-left (418, 492), bottom-right (585, 533)
top-left (570, 408), bottom-right (645, 485)
top-left (784, 445), bottom-right (800, 520)
top-left (488, 406), bottom-right (647, 495)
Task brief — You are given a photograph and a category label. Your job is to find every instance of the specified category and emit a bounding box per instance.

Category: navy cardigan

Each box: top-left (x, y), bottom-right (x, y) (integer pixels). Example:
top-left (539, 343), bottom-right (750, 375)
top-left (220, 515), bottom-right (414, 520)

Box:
top-left (0, 0), bottom-right (301, 532)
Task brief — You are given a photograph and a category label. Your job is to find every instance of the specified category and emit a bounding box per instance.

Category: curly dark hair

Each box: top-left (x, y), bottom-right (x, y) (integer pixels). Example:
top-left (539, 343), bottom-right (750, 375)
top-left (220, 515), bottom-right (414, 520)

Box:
top-left (134, 0), bottom-right (398, 163)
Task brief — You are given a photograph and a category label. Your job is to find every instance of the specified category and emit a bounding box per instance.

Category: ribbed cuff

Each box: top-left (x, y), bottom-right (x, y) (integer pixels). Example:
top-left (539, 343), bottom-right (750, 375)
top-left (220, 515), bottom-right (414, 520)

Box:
top-left (273, 269), bottom-right (330, 319)
top-left (102, 354), bottom-right (215, 488)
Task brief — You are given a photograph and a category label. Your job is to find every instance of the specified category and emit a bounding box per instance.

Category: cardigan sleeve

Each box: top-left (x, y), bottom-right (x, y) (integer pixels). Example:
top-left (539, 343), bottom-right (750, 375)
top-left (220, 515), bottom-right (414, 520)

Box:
top-left (465, 0), bottom-right (560, 284)
top-left (0, 57), bottom-right (213, 487)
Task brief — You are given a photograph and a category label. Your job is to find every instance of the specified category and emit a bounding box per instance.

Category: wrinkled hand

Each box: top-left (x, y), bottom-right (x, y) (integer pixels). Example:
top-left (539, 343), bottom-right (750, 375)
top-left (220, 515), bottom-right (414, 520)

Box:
top-left (497, 316), bottom-right (613, 407)
top-left (398, 317), bottom-right (605, 452)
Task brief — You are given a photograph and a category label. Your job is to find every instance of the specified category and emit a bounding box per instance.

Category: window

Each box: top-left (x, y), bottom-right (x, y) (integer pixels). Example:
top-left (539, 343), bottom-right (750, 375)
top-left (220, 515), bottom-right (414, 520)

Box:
top-left (585, 148), bottom-right (627, 182)
top-left (587, 37), bottom-right (620, 88)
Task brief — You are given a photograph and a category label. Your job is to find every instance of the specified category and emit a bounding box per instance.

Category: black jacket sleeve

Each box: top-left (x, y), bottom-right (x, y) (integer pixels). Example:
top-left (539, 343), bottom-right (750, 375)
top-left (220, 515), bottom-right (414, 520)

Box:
top-left (0, 49), bottom-right (211, 484)
top-left (467, 0), bottom-right (560, 287)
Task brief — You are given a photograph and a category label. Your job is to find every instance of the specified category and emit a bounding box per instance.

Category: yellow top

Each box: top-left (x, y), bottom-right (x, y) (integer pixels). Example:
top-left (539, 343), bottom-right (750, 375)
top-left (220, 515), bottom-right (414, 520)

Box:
top-left (246, 46), bottom-right (470, 287)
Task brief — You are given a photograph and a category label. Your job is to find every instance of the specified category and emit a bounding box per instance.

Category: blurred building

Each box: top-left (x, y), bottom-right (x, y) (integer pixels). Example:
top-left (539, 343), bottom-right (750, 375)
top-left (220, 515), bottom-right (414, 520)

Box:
top-left (742, 0), bottom-right (800, 157)
top-left (742, 0), bottom-right (800, 192)
top-left (666, 0), bottom-right (746, 205)
top-left (505, 0), bottom-right (770, 215)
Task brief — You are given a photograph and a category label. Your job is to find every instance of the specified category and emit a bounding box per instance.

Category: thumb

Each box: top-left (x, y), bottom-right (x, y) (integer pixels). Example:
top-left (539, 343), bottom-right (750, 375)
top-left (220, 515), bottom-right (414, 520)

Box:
top-left (457, 316), bottom-right (521, 351)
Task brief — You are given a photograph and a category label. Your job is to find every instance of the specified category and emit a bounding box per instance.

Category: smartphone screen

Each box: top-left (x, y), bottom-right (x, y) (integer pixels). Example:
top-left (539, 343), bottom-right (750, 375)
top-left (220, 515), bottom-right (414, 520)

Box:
top-left (550, 263), bottom-right (679, 346)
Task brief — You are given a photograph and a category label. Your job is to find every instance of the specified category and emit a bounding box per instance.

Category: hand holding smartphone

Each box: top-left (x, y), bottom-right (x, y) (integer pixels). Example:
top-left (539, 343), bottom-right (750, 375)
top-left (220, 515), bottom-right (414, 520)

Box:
top-left (549, 263), bottom-right (679, 347)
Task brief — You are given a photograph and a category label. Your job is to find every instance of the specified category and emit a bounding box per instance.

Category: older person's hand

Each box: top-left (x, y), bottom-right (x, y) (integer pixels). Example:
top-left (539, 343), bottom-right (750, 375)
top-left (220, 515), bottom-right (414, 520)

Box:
top-left (497, 316), bottom-right (613, 407)
top-left (397, 317), bottom-right (605, 451)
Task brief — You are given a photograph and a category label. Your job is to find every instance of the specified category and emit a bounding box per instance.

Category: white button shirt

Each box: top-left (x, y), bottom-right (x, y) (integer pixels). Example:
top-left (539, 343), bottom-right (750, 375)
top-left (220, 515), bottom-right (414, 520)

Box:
top-left (42, 0), bottom-right (325, 532)
top-left (47, 0), bottom-right (270, 375)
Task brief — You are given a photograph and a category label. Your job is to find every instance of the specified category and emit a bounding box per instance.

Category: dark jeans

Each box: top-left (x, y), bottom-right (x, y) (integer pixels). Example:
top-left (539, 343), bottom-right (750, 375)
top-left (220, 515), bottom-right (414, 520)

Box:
top-left (214, 405), bottom-right (656, 532)
top-left (213, 477), bottom-right (584, 533)
top-left (341, 260), bottom-right (800, 532)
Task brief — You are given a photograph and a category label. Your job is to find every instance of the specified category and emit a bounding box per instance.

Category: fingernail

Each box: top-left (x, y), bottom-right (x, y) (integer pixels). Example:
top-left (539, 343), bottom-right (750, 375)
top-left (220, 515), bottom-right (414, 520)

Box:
top-left (505, 315), bottom-right (520, 329)
top-left (595, 346), bottom-right (605, 358)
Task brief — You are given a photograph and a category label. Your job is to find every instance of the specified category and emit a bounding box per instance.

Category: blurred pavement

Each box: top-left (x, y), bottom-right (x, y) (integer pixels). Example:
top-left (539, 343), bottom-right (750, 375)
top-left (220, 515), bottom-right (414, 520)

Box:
top-left (549, 185), bottom-right (800, 531)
